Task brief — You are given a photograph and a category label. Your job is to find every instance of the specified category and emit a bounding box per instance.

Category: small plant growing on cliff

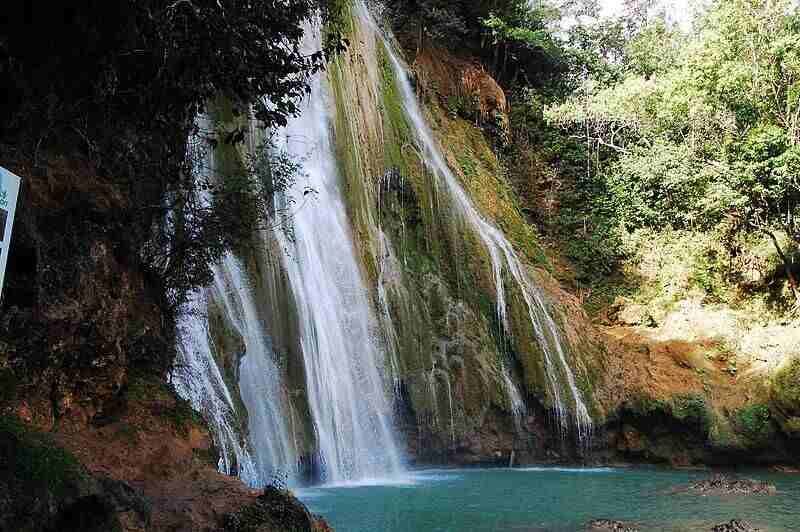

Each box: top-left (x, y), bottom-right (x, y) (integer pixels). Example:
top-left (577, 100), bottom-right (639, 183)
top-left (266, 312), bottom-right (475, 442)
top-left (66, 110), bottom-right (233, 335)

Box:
top-left (671, 394), bottom-right (711, 432)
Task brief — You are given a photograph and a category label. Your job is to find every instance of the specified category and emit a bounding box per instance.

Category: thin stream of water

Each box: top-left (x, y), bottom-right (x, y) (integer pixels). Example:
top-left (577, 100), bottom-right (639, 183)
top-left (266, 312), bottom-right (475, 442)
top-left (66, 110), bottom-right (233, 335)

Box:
top-left (356, 2), bottom-right (592, 442)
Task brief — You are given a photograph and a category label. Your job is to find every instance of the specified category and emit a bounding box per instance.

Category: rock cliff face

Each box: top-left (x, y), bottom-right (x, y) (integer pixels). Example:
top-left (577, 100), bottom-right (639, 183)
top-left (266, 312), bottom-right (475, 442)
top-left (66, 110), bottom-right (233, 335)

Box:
top-left (318, 10), bottom-right (800, 468)
top-left (197, 9), bottom-right (799, 470)
top-left (1, 155), bottom-right (168, 431)
top-left (397, 50), bottom-right (800, 468)
top-left (0, 153), bottom-right (328, 530)
top-left (321, 11), bottom-right (603, 464)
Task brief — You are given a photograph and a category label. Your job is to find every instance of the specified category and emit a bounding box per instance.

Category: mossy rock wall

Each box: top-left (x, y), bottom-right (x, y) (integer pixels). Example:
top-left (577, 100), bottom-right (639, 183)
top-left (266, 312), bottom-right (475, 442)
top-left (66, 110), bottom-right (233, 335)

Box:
top-left (197, 8), bottom-right (604, 466)
top-left (326, 8), bottom-right (602, 461)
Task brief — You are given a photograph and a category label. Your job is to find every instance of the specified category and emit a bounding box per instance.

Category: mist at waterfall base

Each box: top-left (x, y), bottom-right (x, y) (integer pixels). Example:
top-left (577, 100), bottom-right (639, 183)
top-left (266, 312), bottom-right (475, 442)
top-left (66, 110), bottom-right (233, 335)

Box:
top-left (297, 467), bottom-right (800, 532)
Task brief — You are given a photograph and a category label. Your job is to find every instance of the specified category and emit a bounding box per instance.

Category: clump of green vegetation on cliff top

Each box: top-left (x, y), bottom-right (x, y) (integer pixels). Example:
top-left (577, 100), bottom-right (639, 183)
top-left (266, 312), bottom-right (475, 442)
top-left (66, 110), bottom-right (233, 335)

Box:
top-left (626, 393), bottom-right (711, 434)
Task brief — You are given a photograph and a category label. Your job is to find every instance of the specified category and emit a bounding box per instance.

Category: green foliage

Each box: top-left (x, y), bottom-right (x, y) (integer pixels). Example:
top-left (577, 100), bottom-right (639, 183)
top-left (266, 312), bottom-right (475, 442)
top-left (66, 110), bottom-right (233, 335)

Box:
top-left (0, 0), bottom-right (344, 311)
top-left (606, 142), bottom-right (720, 230)
top-left (623, 19), bottom-right (681, 78)
top-left (783, 416), bottom-right (800, 436)
top-left (625, 394), bottom-right (712, 435)
top-left (671, 394), bottom-right (711, 431)
top-left (734, 404), bottom-right (774, 445)
top-left (386, 0), bottom-right (567, 89)
top-left (539, 0), bottom-right (800, 306)
top-left (481, 13), bottom-right (553, 51)
top-left (0, 416), bottom-right (87, 499)
top-left (626, 396), bottom-right (670, 417)
top-left (564, 18), bottom-right (627, 87)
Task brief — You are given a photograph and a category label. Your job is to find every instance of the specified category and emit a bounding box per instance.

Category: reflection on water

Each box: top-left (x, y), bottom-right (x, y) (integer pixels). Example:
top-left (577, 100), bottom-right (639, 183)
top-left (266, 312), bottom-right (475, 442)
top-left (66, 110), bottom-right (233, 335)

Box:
top-left (296, 467), bottom-right (800, 532)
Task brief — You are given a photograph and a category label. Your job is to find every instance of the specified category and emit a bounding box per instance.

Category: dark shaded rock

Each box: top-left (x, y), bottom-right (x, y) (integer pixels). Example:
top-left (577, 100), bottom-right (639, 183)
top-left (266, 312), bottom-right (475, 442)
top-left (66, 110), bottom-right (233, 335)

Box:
top-left (710, 519), bottom-right (761, 532)
top-left (587, 519), bottom-right (640, 531)
top-left (217, 485), bottom-right (330, 532)
top-left (0, 415), bottom-right (150, 532)
top-left (687, 474), bottom-right (776, 496)
top-left (48, 477), bottom-right (151, 532)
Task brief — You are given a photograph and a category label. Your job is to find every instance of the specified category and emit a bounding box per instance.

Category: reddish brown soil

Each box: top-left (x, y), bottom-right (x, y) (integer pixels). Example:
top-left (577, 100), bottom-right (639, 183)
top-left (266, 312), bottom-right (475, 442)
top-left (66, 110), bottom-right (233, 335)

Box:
top-left (50, 386), bottom-right (259, 532)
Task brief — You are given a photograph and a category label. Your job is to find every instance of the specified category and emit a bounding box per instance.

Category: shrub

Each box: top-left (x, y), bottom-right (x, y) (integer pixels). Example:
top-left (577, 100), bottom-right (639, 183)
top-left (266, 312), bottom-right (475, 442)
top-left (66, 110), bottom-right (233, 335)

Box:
top-left (734, 404), bottom-right (774, 446)
top-left (671, 394), bottom-right (711, 432)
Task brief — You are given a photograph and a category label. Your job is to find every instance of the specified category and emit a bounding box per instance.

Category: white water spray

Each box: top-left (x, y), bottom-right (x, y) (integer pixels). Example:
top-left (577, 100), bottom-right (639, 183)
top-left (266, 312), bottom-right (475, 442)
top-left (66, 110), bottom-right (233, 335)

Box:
top-left (270, 21), bottom-right (404, 483)
top-left (174, 290), bottom-right (259, 483)
top-left (210, 255), bottom-right (298, 484)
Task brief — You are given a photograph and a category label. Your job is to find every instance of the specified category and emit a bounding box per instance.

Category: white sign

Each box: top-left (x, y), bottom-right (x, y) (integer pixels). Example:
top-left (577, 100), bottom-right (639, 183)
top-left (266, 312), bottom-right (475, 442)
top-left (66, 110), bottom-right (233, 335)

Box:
top-left (0, 167), bottom-right (21, 302)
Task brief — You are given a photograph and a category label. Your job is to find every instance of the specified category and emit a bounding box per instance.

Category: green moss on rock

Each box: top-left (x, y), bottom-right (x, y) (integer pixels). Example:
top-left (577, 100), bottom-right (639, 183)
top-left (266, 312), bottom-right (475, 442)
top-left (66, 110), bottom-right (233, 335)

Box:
top-left (772, 357), bottom-right (800, 416)
top-left (0, 416), bottom-right (87, 500)
top-left (733, 404), bottom-right (774, 446)
top-left (671, 394), bottom-right (711, 432)
top-left (0, 416), bottom-right (151, 532)
top-left (782, 416), bottom-right (800, 437)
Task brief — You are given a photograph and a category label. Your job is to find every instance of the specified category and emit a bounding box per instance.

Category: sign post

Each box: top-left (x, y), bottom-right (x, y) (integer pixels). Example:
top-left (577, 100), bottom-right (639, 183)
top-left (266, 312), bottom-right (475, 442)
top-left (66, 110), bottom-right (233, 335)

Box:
top-left (0, 167), bottom-right (21, 303)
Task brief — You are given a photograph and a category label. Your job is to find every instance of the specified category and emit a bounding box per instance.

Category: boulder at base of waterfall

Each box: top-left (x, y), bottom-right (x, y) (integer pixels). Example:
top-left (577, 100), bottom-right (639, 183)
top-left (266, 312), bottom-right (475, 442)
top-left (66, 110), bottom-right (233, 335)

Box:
top-left (586, 519), bottom-right (640, 531)
top-left (710, 519), bottom-right (761, 532)
top-left (686, 474), bottom-right (776, 496)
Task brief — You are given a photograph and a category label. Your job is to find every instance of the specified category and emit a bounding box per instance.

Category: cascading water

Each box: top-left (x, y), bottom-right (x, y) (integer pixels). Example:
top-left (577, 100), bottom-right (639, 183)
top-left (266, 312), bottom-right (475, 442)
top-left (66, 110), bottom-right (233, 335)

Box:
top-left (356, 4), bottom-right (593, 444)
top-left (172, 122), bottom-right (261, 483)
top-left (178, 3), bottom-right (593, 490)
top-left (174, 289), bottom-right (258, 482)
top-left (175, 122), bottom-right (298, 487)
top-left (270, 21), bottom-right (404, 483)
top-left (210, 255), bottom-right (298, 484)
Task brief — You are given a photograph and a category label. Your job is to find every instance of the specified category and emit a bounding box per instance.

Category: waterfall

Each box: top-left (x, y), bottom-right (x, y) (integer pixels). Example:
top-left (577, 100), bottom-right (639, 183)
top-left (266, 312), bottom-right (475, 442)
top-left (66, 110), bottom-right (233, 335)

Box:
top-left (269, 21), bottom-right (404, 483)
top-left (174, 121), bottom-right (298, 487)
top-left (175, 259), bottom-right (298, 487)
top-left (355, 3), bottom-right (593, 444)
top-left (502, 365), bottom-right (527, 432)
top-left (210, 255), bottom-right (298, 484)
top-left (174, 289), bottom-right (258, 483)
top-left (176, 3), bottom-right (594, 489)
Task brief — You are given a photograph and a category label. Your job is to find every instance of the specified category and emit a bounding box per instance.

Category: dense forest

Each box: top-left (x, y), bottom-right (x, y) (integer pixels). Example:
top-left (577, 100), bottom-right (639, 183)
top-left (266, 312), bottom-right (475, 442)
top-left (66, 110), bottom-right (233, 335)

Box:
top-left (390, 0), bottom-right (799, 315)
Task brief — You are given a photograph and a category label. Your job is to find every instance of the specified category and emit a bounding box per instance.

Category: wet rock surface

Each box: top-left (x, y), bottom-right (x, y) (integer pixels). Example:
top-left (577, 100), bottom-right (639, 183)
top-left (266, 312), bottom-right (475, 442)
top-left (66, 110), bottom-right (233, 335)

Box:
top-left (586, 519), bottom-right (640, 531)
top-left (710, 519), bottom-right (761, 532)
top-left (217, 485), bottom-right (331, 532)
top-left (685, 474), bottom-right (776, 496)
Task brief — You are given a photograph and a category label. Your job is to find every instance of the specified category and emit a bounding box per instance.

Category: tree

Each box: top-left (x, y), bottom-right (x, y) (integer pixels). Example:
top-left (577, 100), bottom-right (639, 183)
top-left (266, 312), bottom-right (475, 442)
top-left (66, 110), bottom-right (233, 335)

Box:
top-left (624, 18), bottom-right (681, 78)
top-left (544, 0), bottom-right (800, 305)
top-left (1, 0), bottom-right (344, 309)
